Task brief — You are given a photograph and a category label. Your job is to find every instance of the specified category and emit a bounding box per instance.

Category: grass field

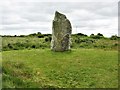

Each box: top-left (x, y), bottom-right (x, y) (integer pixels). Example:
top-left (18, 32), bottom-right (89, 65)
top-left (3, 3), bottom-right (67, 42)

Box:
top-left (2, 48), bottom-right (118, 88)
top-left (2, 36), bottom-right (118, 51)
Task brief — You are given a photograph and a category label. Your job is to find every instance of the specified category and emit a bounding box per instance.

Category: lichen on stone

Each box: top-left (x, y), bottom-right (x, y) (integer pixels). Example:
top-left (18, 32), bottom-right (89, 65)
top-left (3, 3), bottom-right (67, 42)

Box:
top-left (51, 11), bottom-right (72, 51)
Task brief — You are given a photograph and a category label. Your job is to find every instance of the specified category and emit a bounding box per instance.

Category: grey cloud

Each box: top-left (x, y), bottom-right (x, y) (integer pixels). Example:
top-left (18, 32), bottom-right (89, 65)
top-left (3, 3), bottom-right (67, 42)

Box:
top-left (1, 1), bottom-right (118, 37)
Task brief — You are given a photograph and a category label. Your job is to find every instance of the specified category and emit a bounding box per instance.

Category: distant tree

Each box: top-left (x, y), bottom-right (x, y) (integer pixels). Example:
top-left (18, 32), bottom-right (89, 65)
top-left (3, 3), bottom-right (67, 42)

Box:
top-left (28, 33), bottom-right (37, 37)
top-left (37, 32), bottom-right (41, 35)
top-left (77, 33), bottom-right (87, 37)
top-left (37, 35), bottom-right (44, 38)
top-left (110, 35), bottom-right (118, 40)
top-left (94, 35), bottom-right (101, 39)
top-left (45, 36), bottom-right (52, 42)
top-left (6, 35), bottom-right (12, 37)
top-left (19, 35), bottom-right (25, 37)
top-left (97, 33), bottom-right (104, 37)
top-left (14, 35), bottom-right (17, 37)
top-left (43, 34), bottom-right (51, 37)
top-left (90, 34), bottom-right (94, 38)
top-left (90, 33), bottom-right (104, 39)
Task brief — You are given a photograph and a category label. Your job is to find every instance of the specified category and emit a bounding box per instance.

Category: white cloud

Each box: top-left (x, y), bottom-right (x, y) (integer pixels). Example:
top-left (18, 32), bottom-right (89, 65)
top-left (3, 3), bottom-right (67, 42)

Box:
top-left (1, 1), bottom-right (118, 37)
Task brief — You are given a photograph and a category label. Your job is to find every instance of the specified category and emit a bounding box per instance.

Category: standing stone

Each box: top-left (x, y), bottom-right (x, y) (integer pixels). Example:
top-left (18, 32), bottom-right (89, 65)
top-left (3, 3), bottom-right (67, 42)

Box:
top-left (51, 11), bottom-right (72, 51)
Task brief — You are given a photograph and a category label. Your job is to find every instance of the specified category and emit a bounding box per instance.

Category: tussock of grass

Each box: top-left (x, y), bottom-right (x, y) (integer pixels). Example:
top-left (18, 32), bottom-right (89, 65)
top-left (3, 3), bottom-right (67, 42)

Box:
top-left (2, 60), bottom-right (60, 88)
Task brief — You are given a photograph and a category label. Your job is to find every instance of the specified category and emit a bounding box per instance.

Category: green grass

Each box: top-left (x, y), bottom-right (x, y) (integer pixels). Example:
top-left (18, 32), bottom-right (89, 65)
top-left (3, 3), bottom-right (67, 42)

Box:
top-left (2, 48), bottom-right (118, 88)
top-left (2, 37), bottom-right (50, 51)
top-left (2, 36), bottom-right (118, 51)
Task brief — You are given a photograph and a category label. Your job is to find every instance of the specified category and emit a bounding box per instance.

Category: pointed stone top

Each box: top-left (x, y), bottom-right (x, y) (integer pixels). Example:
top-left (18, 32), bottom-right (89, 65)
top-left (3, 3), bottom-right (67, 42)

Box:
top-left (54, 11), bottom-right (66, 21)
top-left (55, 11), bottom-right (60, 15)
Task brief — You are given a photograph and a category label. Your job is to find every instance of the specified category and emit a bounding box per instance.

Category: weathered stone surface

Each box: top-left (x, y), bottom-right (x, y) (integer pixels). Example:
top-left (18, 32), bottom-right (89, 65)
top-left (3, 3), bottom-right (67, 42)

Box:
top-left (51, 11), bottom-right (72, 51)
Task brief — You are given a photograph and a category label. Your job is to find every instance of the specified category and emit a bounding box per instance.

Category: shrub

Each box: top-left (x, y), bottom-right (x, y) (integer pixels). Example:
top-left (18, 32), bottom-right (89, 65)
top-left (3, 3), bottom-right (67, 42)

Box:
top-left (14, 35), bottom-right (17, 37)
top-left (38, 35), bottom-right (44, 38)
top-left (45, 37), bottom-right (52, 42)
top-left (28, 33), bottom-right (37, 37)
top-left (113, 43), bottom-right (118, 46)
top-left (75, 38), bottom-right (80, 43)
top-left (91, 35), bottom-right (101, 39)
top-left (77, 33), bottom-right (87, 37)
top-left (43, 34), bottom-right (51, 37)
top-left (90, 33), bottom-right (104, 39)
top-left (37, 32), bottom-right (41, 35)
top-left (75, 38), bottom-right (95, 44)
top-left (90, 34), bottom-right (95, 38)
top-left (110, 35), bottom-right (118, 40)
top-left (31, 45), bottom-right (36, 48)
top-left (13, 43), bottom-right (24, 50)
top-left (7, 43), bottom-right (13, 49)
top-left (19, 35), bottom-right (25, 37)
top-left (97, 33), bottom-right (104, 37)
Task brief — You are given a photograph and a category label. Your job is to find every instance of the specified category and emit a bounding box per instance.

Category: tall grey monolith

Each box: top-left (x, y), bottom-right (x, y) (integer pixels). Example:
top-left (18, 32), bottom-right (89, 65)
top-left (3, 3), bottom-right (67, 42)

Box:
top-left (51, 11), bottom-right (72, 51)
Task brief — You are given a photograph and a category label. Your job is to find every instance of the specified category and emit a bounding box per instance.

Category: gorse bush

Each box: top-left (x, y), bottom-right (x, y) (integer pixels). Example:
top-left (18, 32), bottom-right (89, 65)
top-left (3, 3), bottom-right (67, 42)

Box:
top-left (38, 35), bottom-right (44, 38)
top-left (45, 36), bottom-right (52, 42)
top-left (75, 38), bottom-right (95, 44)
top-left (90, 33), bottom-right (104, 39)
top-left (76, 33), bottom-right (88, 37)
top-left (110, 35), bottom-right (118, 40)
top-left (2, 37), bottom-right (50, 51)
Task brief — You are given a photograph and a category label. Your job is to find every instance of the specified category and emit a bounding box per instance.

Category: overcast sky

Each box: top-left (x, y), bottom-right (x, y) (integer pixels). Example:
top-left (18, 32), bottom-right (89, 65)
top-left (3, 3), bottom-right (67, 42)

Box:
top-left (1, 0), bottom-right (118, 37)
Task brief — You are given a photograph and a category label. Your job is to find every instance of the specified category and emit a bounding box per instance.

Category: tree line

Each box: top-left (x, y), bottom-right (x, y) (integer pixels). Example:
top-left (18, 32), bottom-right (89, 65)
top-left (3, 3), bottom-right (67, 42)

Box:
top-left (1, 32), bottom-right (120, 40)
